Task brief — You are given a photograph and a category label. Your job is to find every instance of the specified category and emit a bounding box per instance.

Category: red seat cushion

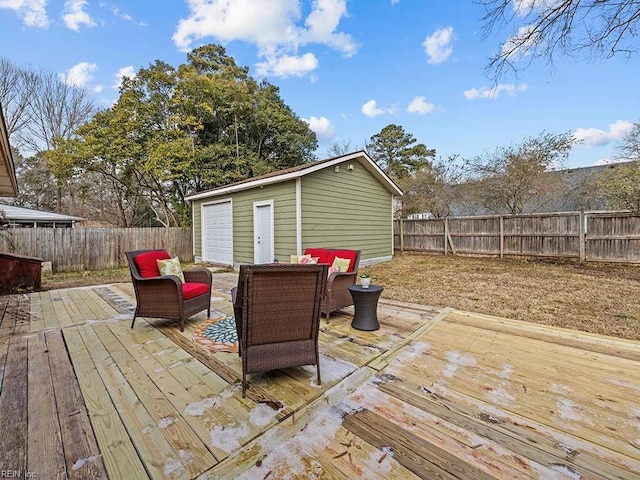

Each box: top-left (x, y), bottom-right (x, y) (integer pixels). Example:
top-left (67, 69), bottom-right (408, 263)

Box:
top-left (303, 248), bottom-right (330, 264)
top-left (134, 251), bottom-right (171, 278)
top-left (182, 282), bottom-right (209, 300)
top-left (327, 249), bottom-right (358, 272)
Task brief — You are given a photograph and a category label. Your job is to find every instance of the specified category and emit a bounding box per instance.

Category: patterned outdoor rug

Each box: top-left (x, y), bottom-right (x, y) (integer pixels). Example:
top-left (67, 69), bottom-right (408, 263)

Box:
top-left (193, 313), bottom-right (239, 353)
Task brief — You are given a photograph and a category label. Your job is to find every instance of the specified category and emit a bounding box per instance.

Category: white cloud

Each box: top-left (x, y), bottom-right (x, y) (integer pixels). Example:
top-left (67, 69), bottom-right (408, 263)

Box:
top-left (303, 116), bottom-right (335, 141)
top-left (63, 0), bottom-right (96, 31)
top-left (501, 24), bottom-right (539, 59)
top-left (391, 0), bottom-right (400, 4)
top-left (301, 0), bottom-right (356, 57)
top-left (513, 0), bottom-right (536, 16)
top-left (59, 62), bottom-right (97, 87)
top-left (92, 84), bottom-right (103, 93)
top-left (422, 26), bottom-right (454, 65)
top-left (361, 99), bottom-right (386, 118)
top-left (593, 157), bottom-right (629, 166)
top-left (172, 0), bottom-right (357, 78)
top-left (111, 6), bottom-right (146, 26)
top-left (360, 100), bottom-right (397, 117)
top-left (513, 0), bottom-right (561, 17)
top-left (573, 120), bottom-right (633, 147)
top-left (0, 0), bottom-right (49, 27)
top-left (113, 66), bottom-right (136, 90)
top-left (255, 52), bottom-right (318, 78)
top-left (407, 96), bottom-right (435, 115)
top-left (464, 83), bottom-right (528, 99)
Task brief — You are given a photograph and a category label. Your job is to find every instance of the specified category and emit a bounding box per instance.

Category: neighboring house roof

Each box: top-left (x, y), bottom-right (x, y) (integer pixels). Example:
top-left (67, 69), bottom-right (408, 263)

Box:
top-left (446, 160), bottom-right (640, 216)
top-left (0, 104), bottom-right (18, 197)
top-left (185, 150), bottom-right (403, 201)
top-left (0, 204), bottom-right (84, 223)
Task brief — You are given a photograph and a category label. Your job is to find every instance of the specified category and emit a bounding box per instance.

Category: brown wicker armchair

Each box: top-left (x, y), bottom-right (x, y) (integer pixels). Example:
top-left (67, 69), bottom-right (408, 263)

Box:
top-left (303, 248), bottom-right (361, 323)
top-left (231, 263), bottom-right (328, 397)
top-left (126, 249), bottom-right (212, 332)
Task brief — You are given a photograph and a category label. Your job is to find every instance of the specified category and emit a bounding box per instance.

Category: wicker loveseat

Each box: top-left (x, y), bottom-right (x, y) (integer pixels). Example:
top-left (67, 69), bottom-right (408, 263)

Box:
top-left (302, 247), bottom-right (360, 322)
top-left (126, 249), bottom-right (212, 332)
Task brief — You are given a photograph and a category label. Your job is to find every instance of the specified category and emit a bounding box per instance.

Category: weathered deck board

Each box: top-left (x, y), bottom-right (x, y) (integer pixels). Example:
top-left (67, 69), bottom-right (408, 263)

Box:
top-left (343, 408), bottom-right (498, 479)
top-left (27, 332), bottom-right (66, 479)
top-left (1, 274), bottom-right (639, 479)
top-left (0, 336), bottom-right (29, 475)
top-left (46, 330), bottom-right (108, 480)
top-left (0, 293), bottom-right (27, 338)
top-left (0, 336), bottom-right (9, 390)
top-left (0, 294), bottom-right (17, 333)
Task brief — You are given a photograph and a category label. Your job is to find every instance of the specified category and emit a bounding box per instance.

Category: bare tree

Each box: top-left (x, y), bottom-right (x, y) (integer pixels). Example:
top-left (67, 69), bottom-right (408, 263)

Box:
top-left (589, 122), bottom-right (640, 212)
top-left (0, 59), bottom-right (38, 147)
top-left (465, 131), bottom-right (575, 214)
top-left (16, 71), bottom-right (96, 212)
top-left (325, 140), bottom-right (358, 157)
top-left (478, 0), bottom-right (640, 80)
top-left (23, 71), bottom-right (96, 152)
top-left (618, 121), bottom-right (640, 161)
top-left (402, 155), bottom-right (465, 218)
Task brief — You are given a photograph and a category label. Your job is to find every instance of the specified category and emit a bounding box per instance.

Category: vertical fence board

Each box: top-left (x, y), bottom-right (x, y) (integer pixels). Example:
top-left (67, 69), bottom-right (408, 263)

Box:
top-left (394, 211), bottom-right (640, 264)
top-left (586, 213), bottom-right (640, 262)
top-left (1, 227), bottom-right (193, 272)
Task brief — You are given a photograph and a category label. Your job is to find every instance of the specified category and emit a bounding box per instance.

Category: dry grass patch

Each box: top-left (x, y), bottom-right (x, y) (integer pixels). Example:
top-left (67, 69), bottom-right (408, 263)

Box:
top-left (363, 253), bottom-right (640, 341)
top-left (40, 254), bottom-right (640, 341)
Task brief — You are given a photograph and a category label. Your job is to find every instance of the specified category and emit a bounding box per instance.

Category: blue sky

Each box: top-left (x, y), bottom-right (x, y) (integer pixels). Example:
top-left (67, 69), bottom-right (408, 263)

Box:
top-left (1, 0), bottom-right (638, 169)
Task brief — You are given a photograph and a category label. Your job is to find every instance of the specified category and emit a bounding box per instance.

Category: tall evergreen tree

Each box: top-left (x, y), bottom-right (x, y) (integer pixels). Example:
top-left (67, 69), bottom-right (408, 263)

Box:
top-left (365, 124), bottom-right (436, 180)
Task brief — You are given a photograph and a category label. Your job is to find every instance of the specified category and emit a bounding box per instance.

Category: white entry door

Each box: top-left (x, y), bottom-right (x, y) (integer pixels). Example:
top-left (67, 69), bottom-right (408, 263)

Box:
top-left (254, 201), bottom-right (274, 264)
top-left (202, 201), bottom-right (233, 265)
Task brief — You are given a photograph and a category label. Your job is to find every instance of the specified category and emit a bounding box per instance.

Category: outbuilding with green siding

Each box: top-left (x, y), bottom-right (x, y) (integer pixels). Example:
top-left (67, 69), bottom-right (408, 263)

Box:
top-left (184, 151), bottom-right (402, 268)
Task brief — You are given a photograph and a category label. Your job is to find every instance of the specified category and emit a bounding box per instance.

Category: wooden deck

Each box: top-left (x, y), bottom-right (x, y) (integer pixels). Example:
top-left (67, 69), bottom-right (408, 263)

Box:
top-left (1, 272), bottom-right (639, 479)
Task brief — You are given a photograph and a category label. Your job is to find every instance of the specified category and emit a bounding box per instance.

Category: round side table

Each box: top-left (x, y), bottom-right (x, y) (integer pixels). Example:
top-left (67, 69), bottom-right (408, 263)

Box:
top-left (348, 284), bottom-right (383, 331)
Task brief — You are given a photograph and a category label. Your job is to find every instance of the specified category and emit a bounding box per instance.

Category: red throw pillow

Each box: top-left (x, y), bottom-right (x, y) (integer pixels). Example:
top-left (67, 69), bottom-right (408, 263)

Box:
top-left (328, 249), bottom-right (358, 272)
top-left (134, 251), bottom-right (171, 278)
top-left (303, 248), bottom-right (330, 264)
top-left (182, 282), bottom-right (209, 300)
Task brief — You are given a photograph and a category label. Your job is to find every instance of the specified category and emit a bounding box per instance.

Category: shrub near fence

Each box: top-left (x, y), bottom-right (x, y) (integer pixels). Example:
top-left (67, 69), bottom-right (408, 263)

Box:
top-left (0, 227), bottom-right (193, 272)
top-left (394, 211), bottom-right (640, 264)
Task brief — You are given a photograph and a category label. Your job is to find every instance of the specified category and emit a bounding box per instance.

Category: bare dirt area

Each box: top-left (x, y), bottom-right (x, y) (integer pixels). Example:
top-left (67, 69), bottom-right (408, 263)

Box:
top-left (363, 253), bottom-right (640, 341)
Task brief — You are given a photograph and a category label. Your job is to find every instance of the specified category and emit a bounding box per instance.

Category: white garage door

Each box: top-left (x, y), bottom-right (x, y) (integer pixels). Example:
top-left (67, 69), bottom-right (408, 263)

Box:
top-left (202, 201), bottom-right (233, 265)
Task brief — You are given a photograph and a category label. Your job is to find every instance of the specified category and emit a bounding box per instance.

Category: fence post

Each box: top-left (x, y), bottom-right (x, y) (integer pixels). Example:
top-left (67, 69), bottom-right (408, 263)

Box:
top-left (499, 216), bottom-right (504, 258)
top-left (444, 217), bottom-right (448, 255)
top-left (400, 217), bottom-right (404, 253)
top-left (579, 210), bottom-right (586, 263)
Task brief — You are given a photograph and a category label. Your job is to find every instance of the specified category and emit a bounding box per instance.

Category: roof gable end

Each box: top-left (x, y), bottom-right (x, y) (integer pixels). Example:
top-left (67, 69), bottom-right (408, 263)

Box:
top-left (185, 151), bottom-right (403, 201)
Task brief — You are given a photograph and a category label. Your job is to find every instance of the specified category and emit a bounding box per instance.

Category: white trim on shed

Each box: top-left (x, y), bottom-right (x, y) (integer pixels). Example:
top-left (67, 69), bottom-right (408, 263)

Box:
top-left (185, 151), bottom-right (403, 202)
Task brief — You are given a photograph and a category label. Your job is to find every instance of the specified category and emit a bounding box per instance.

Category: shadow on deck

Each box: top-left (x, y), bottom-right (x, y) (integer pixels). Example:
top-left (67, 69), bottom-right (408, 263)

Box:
top-left (1, 272), bottom-right (639, 479)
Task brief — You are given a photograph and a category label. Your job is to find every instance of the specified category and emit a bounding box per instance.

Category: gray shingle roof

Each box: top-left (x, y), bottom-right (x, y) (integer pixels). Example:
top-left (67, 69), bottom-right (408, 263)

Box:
top-left (0, 204), bottom-right (84, 222)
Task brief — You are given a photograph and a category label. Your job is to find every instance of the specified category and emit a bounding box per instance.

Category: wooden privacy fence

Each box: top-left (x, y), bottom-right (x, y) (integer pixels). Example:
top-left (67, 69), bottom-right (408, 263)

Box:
top-left (394, 211), bottom-right (640, 264)
top-left (0, 227), bottom-right (193, 272)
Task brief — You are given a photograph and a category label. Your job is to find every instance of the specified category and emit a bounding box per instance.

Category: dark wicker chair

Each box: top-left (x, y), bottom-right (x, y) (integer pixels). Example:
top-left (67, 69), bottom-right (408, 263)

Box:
top-left (126, 249), bottom-right (212, 332)
top-left (303, 248), bottom-right (361, 323)
top-left (231, 263), bottom-right (328, 397)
